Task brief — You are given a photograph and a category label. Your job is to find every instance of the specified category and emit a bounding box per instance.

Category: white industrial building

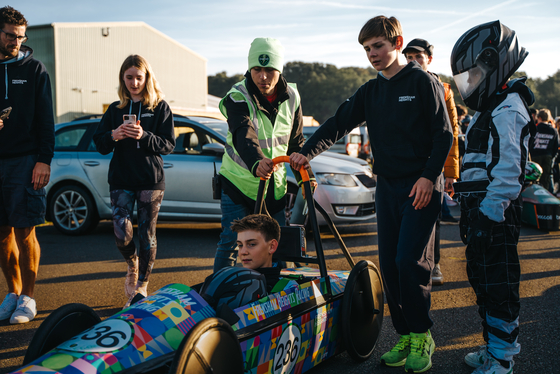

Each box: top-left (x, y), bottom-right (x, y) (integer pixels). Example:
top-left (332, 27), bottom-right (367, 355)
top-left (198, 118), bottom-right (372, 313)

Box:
top-left (26, 22), bottom-right (214, 123)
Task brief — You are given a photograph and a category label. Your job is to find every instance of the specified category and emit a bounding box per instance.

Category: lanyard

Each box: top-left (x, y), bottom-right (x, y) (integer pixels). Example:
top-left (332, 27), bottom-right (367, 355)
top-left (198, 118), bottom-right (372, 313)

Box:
top-left (129, 101), bottom-right (142, 148)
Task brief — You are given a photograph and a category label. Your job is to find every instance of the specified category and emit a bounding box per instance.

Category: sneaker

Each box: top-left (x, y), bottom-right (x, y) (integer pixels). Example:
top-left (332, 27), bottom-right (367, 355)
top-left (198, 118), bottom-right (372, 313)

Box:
top-left (405, 330), bottom-right (435, 373)
top-left (472, 356), bottom-right (513, 374)
top-left (444, 193), bottom-right (458, 207)
top-left (135, 281), bottom-right (148, 298)
top-left (125, 256), bottom-right (139, 298)
top-left (10, 295), bottom-right (37, 324)
top-left (380, 334), bottom-right (411, 367)
top-left (123, 281), bottom-right (148, 309)
top-left (465, 346), bottom-right (488, 368)
top-left (432, 264), bottom-right (444, 286)
top-left (0, 293), bottom-right (19, 320)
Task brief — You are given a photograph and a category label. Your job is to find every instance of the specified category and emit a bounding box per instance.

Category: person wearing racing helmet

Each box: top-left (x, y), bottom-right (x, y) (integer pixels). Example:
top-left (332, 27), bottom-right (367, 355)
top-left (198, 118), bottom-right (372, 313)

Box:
top-left (451, 20), bottom-right (535, 374)
top-left (524, 161), bottom-right (543, 183)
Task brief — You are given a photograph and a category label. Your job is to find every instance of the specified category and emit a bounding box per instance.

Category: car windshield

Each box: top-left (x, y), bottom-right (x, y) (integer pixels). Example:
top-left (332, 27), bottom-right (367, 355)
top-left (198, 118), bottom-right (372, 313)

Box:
top-left (204, 121), bottom-right (228, 137)
top-left (187, 116), bottom-right (228, 138)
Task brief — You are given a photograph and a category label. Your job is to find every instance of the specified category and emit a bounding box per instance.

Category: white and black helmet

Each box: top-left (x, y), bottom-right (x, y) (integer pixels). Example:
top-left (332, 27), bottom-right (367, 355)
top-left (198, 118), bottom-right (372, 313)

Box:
top-left (450, 20), bottom-right (528, 111)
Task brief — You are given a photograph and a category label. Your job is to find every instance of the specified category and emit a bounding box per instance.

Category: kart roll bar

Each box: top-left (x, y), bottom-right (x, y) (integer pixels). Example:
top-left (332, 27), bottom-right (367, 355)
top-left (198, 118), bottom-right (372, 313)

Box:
top-left (254, 156), bottom-right (332, 296)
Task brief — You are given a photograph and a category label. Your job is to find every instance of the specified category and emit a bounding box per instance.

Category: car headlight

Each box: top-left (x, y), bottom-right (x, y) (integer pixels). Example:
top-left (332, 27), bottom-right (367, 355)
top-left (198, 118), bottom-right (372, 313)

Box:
top-left (316, 173), bottom-right (357, 187)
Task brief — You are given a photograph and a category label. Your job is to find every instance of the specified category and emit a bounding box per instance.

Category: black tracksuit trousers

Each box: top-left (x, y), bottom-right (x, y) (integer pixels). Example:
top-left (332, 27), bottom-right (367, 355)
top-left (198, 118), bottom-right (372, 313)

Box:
top-left (376, 174), bottom-right (442, 335)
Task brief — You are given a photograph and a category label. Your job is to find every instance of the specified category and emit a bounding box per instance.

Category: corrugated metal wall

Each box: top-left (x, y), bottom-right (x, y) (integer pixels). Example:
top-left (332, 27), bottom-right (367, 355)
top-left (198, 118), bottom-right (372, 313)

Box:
top-left (24, 25), bottom-right (56, 115)
top-left (27, 22), bottom-right (207, 123)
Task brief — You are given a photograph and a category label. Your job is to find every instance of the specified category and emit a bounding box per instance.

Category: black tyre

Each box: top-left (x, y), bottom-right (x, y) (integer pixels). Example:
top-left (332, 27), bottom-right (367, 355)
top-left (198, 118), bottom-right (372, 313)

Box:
top-left (169, 317), bottom-right (243, 374)
top-left (341, 260), bottom-right (384, 362)
top-left (23, 303), bottom-right (101, 365)
top-left (50, 185), bottom-right (99, 235)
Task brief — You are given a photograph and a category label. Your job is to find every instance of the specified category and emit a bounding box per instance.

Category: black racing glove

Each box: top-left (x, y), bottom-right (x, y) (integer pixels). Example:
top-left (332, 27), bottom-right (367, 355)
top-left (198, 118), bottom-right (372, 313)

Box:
top-left (467, 214), bottom-right (496, 253)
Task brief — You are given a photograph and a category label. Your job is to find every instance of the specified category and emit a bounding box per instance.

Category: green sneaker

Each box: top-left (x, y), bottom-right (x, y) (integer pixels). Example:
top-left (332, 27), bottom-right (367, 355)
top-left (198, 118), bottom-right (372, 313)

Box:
top-left (380, 334), bottom-right (411, 367)
top-left (404, 330), bottom-right (435, 373)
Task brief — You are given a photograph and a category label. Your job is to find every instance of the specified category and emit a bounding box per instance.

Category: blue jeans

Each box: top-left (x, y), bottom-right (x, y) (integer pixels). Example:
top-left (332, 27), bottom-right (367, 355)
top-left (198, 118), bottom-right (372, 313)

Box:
top-left (214, 190), bottom-right (285, 272)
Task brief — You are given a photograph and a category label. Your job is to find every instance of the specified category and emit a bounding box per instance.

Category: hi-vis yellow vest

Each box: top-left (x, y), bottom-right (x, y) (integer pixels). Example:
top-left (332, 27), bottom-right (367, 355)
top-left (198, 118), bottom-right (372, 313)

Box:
top-left (219, 80), bottom-right (300, 200)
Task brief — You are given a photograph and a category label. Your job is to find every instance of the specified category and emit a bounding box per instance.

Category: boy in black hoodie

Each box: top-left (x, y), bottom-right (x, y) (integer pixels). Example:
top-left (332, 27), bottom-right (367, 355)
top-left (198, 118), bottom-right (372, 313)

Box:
top-left (290, 15), bottom-right (452, 373)
top-left (0, 6), bottom-right (54, 325)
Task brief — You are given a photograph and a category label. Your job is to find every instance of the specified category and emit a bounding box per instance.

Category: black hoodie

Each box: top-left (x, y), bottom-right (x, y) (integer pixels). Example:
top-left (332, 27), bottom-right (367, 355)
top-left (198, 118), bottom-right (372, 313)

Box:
top-left (300, 62), bottom-right (452, 183)
top-left (93, 100), bottom-right (175, 191)
top-left (0, 45), bottom-right (54, 164)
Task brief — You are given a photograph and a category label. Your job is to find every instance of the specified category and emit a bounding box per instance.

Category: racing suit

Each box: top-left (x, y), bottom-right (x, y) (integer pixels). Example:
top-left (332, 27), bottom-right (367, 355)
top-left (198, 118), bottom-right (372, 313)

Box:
top-left (455, 78), bottom-right (535, 364)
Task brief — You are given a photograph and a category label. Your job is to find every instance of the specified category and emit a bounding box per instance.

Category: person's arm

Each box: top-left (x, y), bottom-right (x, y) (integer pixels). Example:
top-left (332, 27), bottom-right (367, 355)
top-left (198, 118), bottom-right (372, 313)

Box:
top-left (93, 106), bottom-right (117, 155)
top-left (480, 98), bottom-right (530, 222)
top-left (223, 95), bottom-right (267, 177)
top-left (443, 87), bottom-right (460, 190)
top-left (297, 85), bottom-right (368, 164)
top-left (286, 104), bottom-right (315, 184)
top-left (34, 65), bottom-right (55, 166)
top-left (554, 128), bottom-right (559, 160)
top-left (420, 77), bottom-right (453, 184)
top-left (138, 101), bottom-right (176, 155)
top-left (409, 76), bottom-right (452, 210)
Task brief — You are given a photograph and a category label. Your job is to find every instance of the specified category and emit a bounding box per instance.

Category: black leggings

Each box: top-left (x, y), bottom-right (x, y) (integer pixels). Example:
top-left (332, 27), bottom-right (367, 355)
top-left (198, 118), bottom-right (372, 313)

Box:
top-left (111, 189), bottom-right (164, 283)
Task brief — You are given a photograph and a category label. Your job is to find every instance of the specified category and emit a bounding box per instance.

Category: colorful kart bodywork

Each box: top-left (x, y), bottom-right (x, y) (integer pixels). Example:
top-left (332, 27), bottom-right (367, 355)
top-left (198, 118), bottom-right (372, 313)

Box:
top-left (13, 157), bottom-right (384, 374)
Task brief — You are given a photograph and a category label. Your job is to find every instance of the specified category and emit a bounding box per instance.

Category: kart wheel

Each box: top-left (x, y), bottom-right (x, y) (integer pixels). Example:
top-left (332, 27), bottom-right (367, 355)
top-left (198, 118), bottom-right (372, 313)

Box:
top-left (341, 259), bottom-right (384, 362)
top-left (169, 317), bottom-right (243, 374)
top-left (23, 303), bottom-right (100, 365)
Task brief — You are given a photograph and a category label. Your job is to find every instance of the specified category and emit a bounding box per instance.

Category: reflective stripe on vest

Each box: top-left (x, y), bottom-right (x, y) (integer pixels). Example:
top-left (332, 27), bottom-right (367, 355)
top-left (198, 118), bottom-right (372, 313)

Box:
top-left (218, 80), bottom-right (300, 200)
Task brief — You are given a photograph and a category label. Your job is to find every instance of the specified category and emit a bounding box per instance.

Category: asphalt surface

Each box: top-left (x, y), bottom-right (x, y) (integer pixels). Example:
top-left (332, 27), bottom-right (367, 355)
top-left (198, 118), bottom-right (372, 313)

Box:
top-left (1, 204), bottom-right (559, 373)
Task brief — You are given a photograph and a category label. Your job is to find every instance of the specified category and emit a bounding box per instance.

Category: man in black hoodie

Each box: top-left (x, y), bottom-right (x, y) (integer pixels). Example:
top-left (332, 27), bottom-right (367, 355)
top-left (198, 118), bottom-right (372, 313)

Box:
top-left (0, 6), bottom-right (54, 324)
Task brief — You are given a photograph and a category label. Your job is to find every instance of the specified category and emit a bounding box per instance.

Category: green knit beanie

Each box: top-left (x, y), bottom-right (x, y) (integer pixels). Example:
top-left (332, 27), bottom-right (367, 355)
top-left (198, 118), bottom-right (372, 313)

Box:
top-left (248, 37), bottom-right (284, 73)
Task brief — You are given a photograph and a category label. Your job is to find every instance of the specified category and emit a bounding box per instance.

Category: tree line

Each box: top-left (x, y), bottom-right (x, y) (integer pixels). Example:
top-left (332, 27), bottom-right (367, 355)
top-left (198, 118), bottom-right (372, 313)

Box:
top-left (208, 62), bottom-right (560, 124)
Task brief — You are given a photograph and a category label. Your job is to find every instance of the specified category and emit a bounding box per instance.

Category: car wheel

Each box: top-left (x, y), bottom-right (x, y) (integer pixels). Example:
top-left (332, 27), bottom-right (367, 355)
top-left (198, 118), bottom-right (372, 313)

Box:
top-left (341, 260), bottom-right (384, 362)
top-left (23, 303), bottom-right (101, 365)
top-left (50, 185), bottom-right (99, 235)
top-left (169, 317), bottom-right (243, 374)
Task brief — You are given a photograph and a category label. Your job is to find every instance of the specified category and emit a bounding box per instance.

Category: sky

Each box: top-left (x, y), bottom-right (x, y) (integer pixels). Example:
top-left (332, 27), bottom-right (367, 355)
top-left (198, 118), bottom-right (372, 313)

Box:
top-left (16, 0), bottom-right (560, 80)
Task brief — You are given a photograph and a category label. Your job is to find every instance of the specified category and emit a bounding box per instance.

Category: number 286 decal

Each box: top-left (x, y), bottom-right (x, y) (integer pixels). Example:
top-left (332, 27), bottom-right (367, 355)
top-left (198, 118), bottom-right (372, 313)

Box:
top-left (58, 319), bottom-right (132, 353)
top-left (273, 323), bottom-right (302, 374)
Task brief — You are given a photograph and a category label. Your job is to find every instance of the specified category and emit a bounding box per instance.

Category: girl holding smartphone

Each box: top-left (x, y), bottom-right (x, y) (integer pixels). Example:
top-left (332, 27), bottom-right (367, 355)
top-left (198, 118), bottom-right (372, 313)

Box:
top-left (93, 55), bottom-right (175, 307)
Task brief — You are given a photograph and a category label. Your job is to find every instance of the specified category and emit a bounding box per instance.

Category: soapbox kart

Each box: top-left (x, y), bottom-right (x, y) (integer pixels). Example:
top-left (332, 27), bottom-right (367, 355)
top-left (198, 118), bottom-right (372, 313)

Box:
top-left (12, 157), bottom-right (384, 374)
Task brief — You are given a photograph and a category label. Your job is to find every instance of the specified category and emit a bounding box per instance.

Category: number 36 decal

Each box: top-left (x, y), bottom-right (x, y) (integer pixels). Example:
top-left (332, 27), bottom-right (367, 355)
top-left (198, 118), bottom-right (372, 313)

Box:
top-left (58, 319), bottom-right (132, 353)
top-left (273, 324), bottom-right (302, 374)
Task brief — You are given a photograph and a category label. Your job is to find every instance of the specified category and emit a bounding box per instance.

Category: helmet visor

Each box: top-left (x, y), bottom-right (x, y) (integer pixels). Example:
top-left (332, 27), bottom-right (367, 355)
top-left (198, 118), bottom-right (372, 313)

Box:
top-left (453, 65), bottom-right (487, 101)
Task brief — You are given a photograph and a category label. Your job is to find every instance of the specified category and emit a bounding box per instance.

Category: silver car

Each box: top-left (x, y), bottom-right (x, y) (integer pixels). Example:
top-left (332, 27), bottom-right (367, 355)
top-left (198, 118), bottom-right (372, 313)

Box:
top-left (47, 116), bottom-right (376, 235)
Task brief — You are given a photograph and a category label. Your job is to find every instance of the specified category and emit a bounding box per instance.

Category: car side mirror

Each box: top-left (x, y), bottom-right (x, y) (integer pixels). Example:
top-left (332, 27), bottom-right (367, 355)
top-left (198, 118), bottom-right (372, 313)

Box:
top-left (201, 143), bottom-right (225, 155)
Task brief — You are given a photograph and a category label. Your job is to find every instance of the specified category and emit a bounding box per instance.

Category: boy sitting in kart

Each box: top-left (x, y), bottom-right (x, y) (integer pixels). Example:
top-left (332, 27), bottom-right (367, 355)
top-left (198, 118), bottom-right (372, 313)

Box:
top-left (231, 214), bottom-right (299, 293)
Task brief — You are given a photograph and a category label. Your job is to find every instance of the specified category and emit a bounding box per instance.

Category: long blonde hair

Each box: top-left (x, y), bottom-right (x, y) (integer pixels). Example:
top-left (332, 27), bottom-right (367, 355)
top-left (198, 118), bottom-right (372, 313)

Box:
top-left (117, 55), bottom-right (164, 111)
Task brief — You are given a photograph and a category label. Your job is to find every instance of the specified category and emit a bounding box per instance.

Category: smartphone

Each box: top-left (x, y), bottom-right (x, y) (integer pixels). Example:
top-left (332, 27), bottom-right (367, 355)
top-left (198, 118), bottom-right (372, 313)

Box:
top-left (123, 114), bottom-right (136, 126)
top-left (0, 106), bottom-right (12, 120)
